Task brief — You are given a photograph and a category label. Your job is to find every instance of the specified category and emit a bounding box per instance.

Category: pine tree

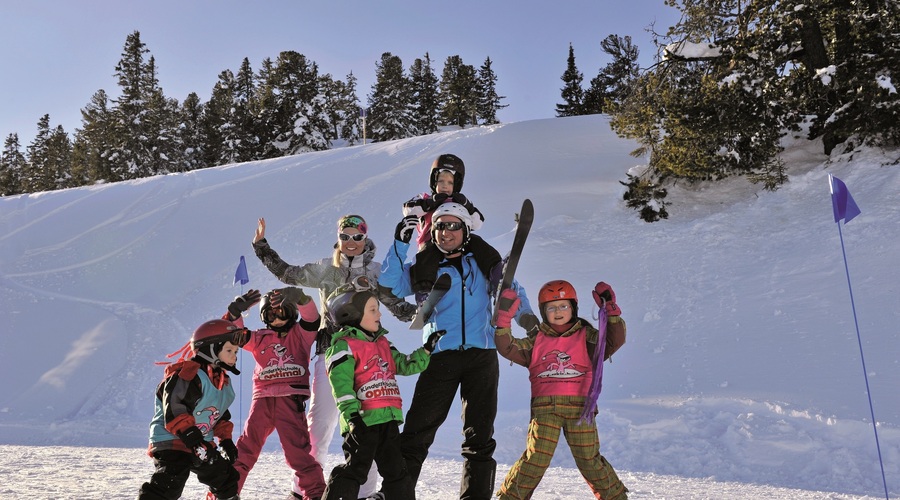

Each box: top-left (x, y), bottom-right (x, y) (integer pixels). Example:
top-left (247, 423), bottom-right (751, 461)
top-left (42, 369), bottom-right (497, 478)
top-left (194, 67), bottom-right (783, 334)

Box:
top-left (254, 57), bottom-right (279, 158)
top-left (109, 31), bottom-right (161, 180)
top-left (368, 52), bottom-right (416, 142)
top-left (339, 72), bottom-right (362, 145)
top-left (0, 133), bottom-right (26, 196)
top-left (556, 43), bottom-right (584, 117)
top-left (178, 92), bottom-right (207, 172)
top-left (21, 115), bottom-right (51, 192)
top-left (141, 56), bottom-right (181, 176)
top-left (205, 69), bottom-right (238, 165)
top-left (439, 55), bottom-right (478, 127)
top-left (409, 53), bottom-right (440, 134)
top-left (320, 72), bottom-right (361, 146)
top-left (22, 115), bottom-right (70, 192)
top-left (268, 51), bottom-right (330, 154)
top-left (72, 90), bottom-right (115, 185)
top-left (46, 125), bottom-right (73, 189)
top-left (476, 56), bottom-right (506, 125)
top-left (602, 0), bottom-right (900, 220)
top-left (233, 57), bottom-right (260, 161)
top-left (584, 35), bottom-right (639, 115)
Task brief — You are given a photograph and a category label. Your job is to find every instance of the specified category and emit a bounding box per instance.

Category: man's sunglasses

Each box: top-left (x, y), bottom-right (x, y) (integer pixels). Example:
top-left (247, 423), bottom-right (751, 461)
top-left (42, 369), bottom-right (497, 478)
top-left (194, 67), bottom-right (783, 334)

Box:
top-left (433, 221), bottom-right (464, 231)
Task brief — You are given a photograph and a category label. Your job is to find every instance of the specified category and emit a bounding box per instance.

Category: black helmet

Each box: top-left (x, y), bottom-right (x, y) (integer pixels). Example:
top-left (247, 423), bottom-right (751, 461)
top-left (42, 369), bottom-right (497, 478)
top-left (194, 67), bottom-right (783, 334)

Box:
top-left (429, 153), bottom-right (465, 194)
top-left (259, 290), bottom-right (299, 327)
top-left (327, 290), bottom-right (376, 328)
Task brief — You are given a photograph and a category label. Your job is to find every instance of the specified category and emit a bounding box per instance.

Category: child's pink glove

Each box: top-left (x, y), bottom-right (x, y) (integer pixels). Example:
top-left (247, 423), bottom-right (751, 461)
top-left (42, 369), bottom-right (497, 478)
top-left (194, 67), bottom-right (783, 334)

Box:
top-left (592, 282), bottom-right (621, 316)
top-left (495, 288), bottom-right (520, 328)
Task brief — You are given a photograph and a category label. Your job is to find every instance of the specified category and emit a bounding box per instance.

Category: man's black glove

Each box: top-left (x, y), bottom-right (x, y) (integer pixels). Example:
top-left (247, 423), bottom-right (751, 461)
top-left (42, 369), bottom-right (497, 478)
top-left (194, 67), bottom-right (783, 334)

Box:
top-left (424, 329), bottom-right (447, 353)
top-left (228, 289), bottom-right (261, 318)
top-left (395, 215), bottom-right (419, 243)
top-left (431, 192), bottom-right (450, 205)
top-left (219, 439), bottom-right (238, 464)
top-left (403, 197), bottom-right (431, 213)
top-left (348, 412), bottom-right (367, 435)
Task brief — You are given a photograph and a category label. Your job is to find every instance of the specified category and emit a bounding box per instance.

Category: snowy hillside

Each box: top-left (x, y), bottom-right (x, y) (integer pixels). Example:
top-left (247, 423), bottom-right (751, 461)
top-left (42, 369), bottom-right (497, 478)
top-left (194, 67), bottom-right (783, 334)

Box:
top-left (1, 115), bottom-right (898, 498)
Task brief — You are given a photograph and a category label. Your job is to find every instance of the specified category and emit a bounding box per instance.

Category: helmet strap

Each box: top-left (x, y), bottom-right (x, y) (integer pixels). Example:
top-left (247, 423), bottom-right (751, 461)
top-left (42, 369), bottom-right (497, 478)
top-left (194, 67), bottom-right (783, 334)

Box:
top-left (195, 345), bottom-right (218, 365)
top-left (215, 359), bottom-right (241, 375)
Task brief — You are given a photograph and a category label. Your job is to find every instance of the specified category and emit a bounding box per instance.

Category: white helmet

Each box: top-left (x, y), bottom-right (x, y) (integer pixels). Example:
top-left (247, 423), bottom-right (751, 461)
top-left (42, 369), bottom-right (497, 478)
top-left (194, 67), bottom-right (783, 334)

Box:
top-left (430, 202), bottom-right (474, 252)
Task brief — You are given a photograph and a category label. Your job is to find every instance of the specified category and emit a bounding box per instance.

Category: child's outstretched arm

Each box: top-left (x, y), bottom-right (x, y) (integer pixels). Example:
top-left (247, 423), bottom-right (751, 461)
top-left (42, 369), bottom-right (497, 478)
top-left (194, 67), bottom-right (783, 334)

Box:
top-left (494, 288), bottom-right (533, 367)
top-left (593, 281), bottom-right (626, 360)
top-left (390, 339), bottom-right (432, 376)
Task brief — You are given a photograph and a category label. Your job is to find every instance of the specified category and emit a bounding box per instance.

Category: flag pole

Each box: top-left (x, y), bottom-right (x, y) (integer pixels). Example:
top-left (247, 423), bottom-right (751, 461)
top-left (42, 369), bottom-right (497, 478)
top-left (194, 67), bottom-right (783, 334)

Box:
top-left (232, 255), bottom-right (250, 436)
top-left (830, 174), bottom-right (888, 499)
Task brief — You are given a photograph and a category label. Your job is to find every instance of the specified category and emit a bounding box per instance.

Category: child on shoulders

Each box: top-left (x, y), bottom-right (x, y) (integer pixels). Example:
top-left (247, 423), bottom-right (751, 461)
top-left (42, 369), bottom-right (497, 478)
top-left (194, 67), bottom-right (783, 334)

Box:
top-left (399, 153), bottom-right (502, 297)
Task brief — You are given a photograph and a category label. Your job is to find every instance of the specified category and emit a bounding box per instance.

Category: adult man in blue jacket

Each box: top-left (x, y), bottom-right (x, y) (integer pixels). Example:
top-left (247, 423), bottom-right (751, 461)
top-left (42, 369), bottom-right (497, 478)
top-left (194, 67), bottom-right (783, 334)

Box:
top-left (381, 202), bottom-right (538, 499)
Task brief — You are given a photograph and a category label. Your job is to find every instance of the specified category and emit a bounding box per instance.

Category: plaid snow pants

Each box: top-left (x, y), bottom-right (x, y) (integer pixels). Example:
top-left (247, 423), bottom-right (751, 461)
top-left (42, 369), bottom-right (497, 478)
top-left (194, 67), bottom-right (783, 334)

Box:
top-left (497, 398), bottom-right (627, 500)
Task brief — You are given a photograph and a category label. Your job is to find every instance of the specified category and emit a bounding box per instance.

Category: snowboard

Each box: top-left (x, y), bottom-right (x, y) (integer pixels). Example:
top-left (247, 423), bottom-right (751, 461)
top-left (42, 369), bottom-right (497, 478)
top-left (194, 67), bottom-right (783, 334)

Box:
top-left (409, 273), bottom-right (452, 330)
top-left (491, 199), bottom-right (534, 326)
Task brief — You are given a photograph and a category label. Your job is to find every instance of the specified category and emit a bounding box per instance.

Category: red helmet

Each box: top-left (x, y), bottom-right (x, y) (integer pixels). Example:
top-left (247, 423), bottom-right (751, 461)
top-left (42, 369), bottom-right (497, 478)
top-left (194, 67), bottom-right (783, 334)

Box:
top-left (538, 280), bottom-right (578, 323)
top-left (191, 319), bottom-right (245, 362)
top-left (538, 280), bottom-right (578, 306)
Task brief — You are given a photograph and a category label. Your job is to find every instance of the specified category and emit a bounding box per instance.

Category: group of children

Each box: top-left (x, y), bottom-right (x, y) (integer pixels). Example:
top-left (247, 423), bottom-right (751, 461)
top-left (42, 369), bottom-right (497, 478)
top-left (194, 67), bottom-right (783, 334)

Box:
top-left (139, 153), bottom-right (628, 500)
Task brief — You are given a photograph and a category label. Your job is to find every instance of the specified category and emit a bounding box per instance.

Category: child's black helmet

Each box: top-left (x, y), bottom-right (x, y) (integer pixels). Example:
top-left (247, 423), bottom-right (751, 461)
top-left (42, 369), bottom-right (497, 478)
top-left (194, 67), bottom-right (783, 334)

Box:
top-left (430, 153), bottom-right (465, 194)
top-left (327, 290), bottom-right (376, 327)
top-left (259, 290), bottom-right (299, 326)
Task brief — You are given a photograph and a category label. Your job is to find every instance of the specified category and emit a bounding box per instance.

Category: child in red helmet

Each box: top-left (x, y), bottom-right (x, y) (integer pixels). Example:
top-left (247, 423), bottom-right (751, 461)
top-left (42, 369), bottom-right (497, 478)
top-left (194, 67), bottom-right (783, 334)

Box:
top-left (493, 280), bottom-right (628, 500)
top-left (139, 319), bottom-right (246, 500)
top-left (223, 286), bottom-right (326, 500)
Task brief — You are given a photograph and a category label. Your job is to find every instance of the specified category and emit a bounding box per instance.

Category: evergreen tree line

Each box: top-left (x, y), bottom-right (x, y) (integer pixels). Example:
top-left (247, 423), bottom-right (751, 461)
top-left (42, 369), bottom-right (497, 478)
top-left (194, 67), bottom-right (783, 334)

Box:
top-left (608, 0), bottom-right (898, 221)
top-left (0, 31), bottom-right (507, 196)
top-left (557, 2), bottom-right (899, 222)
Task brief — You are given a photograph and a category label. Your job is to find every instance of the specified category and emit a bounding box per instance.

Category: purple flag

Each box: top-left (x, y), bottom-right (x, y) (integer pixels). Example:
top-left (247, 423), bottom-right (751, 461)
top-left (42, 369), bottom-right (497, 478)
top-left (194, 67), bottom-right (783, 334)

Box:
top-left (829, 175), bottom-right (861, 224)
top-left (233, 256), bottom-right (249, 286)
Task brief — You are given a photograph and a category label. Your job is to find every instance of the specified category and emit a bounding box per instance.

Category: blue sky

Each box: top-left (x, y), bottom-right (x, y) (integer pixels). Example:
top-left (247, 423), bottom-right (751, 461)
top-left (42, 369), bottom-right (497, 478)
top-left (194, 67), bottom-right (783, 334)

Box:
top-left (0, 0), bottom-right (679, 146)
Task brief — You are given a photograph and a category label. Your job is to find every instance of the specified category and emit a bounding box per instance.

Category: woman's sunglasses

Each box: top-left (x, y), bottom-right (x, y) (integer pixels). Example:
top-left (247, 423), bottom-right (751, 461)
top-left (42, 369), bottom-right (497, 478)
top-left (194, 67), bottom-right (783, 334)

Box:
top-left (339, 233), bottom-right (366, 242)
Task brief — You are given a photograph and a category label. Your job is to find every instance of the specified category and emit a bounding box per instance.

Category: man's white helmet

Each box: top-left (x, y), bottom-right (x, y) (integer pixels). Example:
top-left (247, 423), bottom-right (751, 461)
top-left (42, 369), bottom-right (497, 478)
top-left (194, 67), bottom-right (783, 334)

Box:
top-left (430, 202), bottom-right (474, 252)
